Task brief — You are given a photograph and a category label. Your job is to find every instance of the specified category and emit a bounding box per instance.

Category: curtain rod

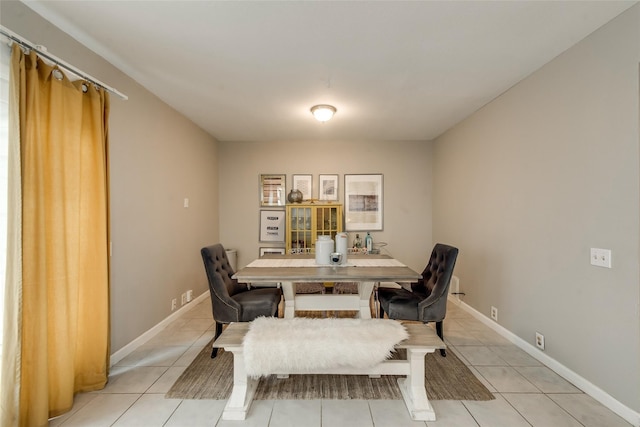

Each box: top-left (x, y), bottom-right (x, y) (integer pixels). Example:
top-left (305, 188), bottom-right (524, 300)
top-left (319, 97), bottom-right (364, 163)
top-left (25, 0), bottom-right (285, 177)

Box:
top-left (0, 25), bottom-right (128, 100)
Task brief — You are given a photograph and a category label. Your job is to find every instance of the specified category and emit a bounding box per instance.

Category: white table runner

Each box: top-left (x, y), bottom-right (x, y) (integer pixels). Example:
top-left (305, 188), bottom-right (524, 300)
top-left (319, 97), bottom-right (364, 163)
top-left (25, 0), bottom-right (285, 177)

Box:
top-left (246, 258), bottom-right (406, 268)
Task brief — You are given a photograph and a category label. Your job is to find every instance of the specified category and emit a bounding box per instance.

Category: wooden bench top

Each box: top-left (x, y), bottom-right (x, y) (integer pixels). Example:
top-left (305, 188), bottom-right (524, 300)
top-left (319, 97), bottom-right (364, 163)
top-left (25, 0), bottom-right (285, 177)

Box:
top-left (213, 320), bottom-right (445, 351)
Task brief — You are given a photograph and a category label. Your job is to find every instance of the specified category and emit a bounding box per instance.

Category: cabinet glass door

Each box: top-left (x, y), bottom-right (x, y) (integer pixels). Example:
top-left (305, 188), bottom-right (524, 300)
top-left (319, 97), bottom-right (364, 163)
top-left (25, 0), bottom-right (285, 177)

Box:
top-left (286, 204), bottom-right (343, 253)
top-left (316, 207), bottom-right (339, 239)
top-left (289, 207), bottom-right (311, 252)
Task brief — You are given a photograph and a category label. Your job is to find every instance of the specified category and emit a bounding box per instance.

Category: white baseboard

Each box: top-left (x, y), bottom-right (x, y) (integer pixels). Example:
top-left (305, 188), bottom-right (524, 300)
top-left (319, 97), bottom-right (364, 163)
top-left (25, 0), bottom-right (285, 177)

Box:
top-left (109, 291), bottom-right (210, 366)
top-left (450, 275), bottom-right (460, 301)
top-left (449, 296), bottom-right (640, 427)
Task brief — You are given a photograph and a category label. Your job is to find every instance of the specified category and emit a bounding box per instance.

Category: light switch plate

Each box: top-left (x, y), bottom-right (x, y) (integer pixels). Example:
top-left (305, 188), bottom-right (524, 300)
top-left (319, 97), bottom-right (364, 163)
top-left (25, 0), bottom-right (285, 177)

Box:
top-left (590, 248), bottom-right (612, 268)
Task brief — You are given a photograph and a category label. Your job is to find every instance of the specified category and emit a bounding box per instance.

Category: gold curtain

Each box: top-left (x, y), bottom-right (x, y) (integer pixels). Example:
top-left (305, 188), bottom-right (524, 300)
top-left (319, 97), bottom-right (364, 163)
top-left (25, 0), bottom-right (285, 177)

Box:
top-left (2, 44), bottom-right (110, 426)
top-left (1, 42), bottom-right (24, 427)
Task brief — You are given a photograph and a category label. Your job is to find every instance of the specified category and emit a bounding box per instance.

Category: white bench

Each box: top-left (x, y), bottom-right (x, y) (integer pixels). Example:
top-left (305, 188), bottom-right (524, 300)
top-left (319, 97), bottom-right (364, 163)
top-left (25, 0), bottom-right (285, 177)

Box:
top-left (212, 320), bottom-right (446, 421)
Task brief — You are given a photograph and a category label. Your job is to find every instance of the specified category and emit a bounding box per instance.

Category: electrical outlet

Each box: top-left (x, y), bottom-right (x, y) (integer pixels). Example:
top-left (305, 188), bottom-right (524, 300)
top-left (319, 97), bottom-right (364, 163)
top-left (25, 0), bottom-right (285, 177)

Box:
top-left (171, 298), bottom-right (177, 311)
top-left (536, 332), bottom-right (545, 350)
top-left (181, 293), bottom-right (187, 305)
top-left (590, 248), bottom-right (612, 268)
top-left (490, 306), bottom-right (498, 322)
top-left (186, 290), bottom-right (193, 302)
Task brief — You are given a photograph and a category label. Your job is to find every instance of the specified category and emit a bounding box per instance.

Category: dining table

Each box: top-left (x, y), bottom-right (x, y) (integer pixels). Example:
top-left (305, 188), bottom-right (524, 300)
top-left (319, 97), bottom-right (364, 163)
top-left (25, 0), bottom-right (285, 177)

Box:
top-left (232, 253), bottom-right (422, 319)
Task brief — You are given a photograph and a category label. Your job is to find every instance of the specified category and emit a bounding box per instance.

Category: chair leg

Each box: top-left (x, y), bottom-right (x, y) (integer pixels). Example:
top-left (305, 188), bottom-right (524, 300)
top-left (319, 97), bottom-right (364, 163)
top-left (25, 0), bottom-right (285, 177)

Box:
top-left (211, 321), bottom-right (224, 358)
top-left (436, 321), bottom-right (446, 357)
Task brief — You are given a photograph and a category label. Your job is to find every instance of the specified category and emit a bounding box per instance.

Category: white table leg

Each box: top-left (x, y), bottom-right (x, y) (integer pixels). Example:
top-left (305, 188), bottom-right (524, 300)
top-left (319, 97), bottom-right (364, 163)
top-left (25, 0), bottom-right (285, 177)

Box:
top-left (222, 348), bottom-right (258, 420)
top-left (281, 281), bottom-right (295, 319)
top-left (357, 281), bottom-right (375, 319)
top-left (397, 348), bottom-right (437, 421)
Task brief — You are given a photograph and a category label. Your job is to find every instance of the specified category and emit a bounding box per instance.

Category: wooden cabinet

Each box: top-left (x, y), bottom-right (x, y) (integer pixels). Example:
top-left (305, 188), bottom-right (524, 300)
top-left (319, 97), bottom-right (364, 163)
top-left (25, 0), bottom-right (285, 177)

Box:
top-left (286, 203), bottom-right (343, 253)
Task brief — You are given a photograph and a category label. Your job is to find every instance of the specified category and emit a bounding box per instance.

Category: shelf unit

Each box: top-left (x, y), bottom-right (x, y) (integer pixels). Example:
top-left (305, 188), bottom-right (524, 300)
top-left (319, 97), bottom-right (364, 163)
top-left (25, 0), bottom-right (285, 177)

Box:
top-left (286, 203), bottom-right (343, 253)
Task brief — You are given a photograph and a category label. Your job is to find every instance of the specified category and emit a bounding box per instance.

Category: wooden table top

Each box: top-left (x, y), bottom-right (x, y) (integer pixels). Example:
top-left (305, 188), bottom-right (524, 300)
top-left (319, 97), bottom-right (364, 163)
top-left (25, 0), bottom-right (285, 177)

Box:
top-left (232, 254), bottom-right (422, 283)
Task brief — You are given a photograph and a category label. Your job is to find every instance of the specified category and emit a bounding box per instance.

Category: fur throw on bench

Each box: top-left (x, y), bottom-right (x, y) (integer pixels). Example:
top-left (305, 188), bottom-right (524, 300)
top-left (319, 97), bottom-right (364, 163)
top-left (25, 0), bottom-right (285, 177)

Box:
top-left (243, 317), bottom-right (409, 377)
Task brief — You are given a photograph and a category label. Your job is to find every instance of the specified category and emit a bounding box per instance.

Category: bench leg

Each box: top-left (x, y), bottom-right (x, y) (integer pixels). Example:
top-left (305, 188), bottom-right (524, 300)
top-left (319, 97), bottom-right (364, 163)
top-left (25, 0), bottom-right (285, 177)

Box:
top-left (222, 348), bottom-right (258, 420)
top-left (281, 281), bottom-right (295, 319)
top-left (357, 282), bottom-right (375, 319)
top-left (397, 348), bottom-right (437, 421)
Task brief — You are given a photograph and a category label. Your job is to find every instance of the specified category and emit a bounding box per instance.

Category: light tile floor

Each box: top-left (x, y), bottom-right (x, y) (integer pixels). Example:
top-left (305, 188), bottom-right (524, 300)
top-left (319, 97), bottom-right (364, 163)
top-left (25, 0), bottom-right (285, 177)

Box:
top-left (50, 297), bottom-right (632, 427)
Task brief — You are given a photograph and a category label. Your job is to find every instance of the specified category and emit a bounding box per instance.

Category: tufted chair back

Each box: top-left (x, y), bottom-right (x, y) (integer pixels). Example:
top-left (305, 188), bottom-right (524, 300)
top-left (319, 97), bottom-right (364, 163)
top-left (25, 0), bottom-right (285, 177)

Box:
top-left (201, 244), bottom-right (249, 325)
top-left (378, 243), bottom-right (458, 356)
top-left (201, 244), bottom-right (283, 358)
top-left (201, 244), bottom-right (246, 298)
top-left (412, 243), bottom-right (458, 322)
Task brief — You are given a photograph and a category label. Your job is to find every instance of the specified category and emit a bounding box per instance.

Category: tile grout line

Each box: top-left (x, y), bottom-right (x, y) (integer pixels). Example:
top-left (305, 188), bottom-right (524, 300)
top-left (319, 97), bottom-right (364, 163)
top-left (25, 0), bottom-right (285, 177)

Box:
top-left (108, 394), bottom-right (145, 427)
top-left (494, 392), bottom-right (534, 427)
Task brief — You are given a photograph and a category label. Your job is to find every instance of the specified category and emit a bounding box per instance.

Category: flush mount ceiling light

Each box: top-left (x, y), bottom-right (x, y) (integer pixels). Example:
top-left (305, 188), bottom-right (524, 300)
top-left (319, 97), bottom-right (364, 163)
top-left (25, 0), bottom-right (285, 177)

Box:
top-left (310, 104), bottom-right (337, 122)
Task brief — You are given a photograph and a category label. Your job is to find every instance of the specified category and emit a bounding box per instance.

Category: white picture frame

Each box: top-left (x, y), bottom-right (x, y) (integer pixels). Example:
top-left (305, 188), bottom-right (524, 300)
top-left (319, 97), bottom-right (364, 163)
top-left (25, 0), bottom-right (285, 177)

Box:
top-left (259, 247), bottom-right (286, 256)
top-left (344, 174), bottom-right (383, 231)
top-left (260, 174), bottom-right (286, 207)
top-left (319, 174), bottom-right (339, 201)
top-left (292, 174), bottom-right (312, 200)
top-left (259, 210), bottom-right (286, 242)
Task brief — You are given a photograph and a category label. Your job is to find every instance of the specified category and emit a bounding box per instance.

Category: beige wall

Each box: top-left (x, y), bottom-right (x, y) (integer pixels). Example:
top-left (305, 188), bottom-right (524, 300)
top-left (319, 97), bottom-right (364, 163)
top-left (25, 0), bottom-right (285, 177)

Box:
top-left (218, 140), bottom-right (433, 273)
top-left (1, 1), bottom-right (220, 352)
top-left (433, 5), bottom-right (640, 412)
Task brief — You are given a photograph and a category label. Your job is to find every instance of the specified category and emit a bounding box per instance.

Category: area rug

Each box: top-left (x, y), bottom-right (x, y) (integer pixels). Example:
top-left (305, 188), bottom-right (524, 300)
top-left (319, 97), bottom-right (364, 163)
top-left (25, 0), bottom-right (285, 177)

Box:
top-left (166, 328), bottom-right (494, 401)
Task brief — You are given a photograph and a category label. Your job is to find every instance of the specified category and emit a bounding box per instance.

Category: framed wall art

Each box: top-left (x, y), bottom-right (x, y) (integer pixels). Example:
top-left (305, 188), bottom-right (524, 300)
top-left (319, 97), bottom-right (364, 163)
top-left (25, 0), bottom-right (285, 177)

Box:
top-left (259, 247), bottom-right (286, 256)
top-left (260, 174), bottom-right (286, 206)
top-left (292, 174), bottom-right (312, 200)
top-left (319, 174), bottom-right (339, 201)
top-left (344, 174), bottom-right (383, 231)
top-left (259, 210), bottom-right (286, 242)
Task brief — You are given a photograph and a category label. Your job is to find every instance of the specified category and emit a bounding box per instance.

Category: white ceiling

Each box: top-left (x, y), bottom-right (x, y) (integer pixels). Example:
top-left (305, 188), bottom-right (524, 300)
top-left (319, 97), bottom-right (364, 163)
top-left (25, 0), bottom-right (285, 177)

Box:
top-left (23, 0), bottom-right (636, 142)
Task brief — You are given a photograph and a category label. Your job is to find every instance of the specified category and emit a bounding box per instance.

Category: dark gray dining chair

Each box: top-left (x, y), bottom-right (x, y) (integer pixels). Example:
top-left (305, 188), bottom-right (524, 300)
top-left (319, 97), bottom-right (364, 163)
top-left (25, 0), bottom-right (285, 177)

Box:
top-left (201, 244), bottom-right (282, 357)
top-left (378, 243), bottom-right (458, 356)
